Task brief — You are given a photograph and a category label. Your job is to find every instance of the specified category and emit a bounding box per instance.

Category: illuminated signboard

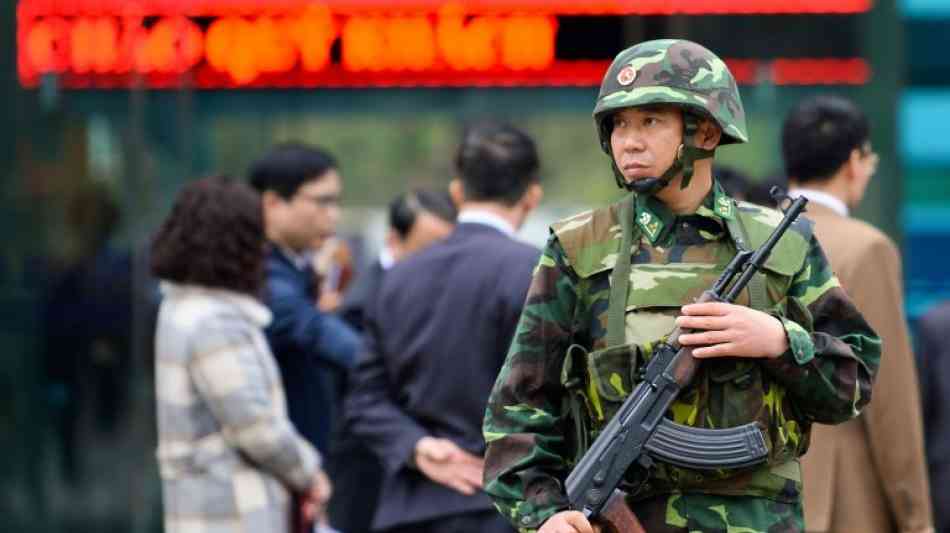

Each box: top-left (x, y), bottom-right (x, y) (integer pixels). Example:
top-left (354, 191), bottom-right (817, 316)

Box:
top-left (17, 0), bottom-right (873, 89)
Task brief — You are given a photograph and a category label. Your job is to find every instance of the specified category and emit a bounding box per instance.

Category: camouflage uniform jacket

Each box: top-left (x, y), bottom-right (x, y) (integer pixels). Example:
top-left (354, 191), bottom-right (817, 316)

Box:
top-left (482, 183), bottom-right (880, 531)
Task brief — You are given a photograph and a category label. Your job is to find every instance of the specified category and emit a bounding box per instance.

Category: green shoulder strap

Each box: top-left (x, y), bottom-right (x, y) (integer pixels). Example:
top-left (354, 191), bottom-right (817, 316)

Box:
top-left (724, 202), bottom-right (769, 311)
top-left (607, 194), bottom-right (637, 348)
top-left (560, 195), bottom-right (637, 464)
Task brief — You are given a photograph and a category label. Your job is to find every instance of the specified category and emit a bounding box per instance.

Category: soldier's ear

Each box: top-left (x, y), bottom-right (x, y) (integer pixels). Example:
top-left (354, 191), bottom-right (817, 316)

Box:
top-left (696, 119), bottom-right (722, 150)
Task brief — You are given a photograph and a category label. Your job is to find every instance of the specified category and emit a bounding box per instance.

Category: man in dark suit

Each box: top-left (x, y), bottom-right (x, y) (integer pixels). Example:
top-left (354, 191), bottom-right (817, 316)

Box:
top-left (346, 121), bottom-right (543, 533)
top-left (340, 188), bottom-right (458, 331)
top-left (915, 302), bottom-right (950, 533)
top-left (329, 188), bottom-right (457, 533)
top-left (249, 143), bottom-right (361, 454)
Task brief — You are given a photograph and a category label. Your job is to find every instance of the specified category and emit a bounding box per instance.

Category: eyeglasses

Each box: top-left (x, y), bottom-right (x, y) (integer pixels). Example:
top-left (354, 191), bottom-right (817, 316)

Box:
top-left (296, 193), bottom-right (341, 208)
top-left (858, 143), bottom-right (879, 173)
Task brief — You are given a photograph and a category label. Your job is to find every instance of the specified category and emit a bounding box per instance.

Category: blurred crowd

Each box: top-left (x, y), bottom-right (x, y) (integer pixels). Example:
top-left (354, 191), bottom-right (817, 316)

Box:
top-left (77, 90), bottom-right (946, 532)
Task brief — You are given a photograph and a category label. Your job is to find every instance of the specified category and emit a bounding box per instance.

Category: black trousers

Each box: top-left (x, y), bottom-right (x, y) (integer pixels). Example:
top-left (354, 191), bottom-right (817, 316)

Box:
top-left (379, 510), bottom-right (515, 533)
top-left (327, 441), bottom-right (383, 533)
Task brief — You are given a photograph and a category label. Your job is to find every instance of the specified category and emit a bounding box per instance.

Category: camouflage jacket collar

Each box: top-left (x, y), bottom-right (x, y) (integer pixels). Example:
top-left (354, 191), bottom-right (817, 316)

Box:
top-left (634, 179), bottom-right (735, 245)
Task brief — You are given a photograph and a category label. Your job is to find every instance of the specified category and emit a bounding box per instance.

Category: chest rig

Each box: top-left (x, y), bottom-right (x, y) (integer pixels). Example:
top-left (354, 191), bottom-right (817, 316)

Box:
top-left (556, 193), bottom-right (814, 499)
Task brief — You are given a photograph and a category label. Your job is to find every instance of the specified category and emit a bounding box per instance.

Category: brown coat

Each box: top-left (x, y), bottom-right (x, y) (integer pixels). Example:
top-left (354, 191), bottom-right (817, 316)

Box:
top-left (801, 202), bottom-right (933, 533)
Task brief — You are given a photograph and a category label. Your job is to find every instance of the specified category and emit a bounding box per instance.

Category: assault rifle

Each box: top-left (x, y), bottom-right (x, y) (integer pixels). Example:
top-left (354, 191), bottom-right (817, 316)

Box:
top-left (564, 190), bottom-right (808, 533)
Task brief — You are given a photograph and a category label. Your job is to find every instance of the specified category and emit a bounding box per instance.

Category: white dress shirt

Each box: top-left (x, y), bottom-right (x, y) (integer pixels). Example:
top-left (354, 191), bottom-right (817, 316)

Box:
top-left (788, 187), bottom-right (849, 217)
top-left (457, 208), bottom-right (516, 238)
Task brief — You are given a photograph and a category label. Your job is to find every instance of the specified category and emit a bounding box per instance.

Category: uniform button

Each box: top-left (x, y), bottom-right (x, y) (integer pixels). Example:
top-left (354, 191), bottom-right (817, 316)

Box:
top-left (521, 516), bottom-right (532, 525)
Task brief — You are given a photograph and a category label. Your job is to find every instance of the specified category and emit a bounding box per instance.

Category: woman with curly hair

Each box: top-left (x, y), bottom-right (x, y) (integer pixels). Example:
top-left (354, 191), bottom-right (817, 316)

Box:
top-left (151, 175), bottom-right (330, 533)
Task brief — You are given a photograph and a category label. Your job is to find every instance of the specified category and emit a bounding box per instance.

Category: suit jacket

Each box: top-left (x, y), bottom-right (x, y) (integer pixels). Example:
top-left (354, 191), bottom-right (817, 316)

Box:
top-left (800, 202), bottom-right (933, 533)
top-left (340, 258), bottom-right (386, 332)
top-left (263, 247), bottom-right (361, 453)
top-left (346, 222), bottom-right (539, 531)
top-left (915, 302), bottom-right (950, 533)
top-left (329, 259), bottom-right (387, 532)
top-left (155, 282), bottom-right (320, 533)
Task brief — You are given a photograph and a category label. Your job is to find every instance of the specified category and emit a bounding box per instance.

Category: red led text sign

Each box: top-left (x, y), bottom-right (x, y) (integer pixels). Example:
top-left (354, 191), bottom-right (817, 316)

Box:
top-left (17, 0), bottom-right (873, 17)
top-left (17, 0), bottom-right (873, 89)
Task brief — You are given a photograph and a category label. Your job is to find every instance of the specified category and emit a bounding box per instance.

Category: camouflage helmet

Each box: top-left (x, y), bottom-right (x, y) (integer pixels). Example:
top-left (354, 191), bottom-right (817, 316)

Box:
top-left (593, 39), bottom-right (748, 154)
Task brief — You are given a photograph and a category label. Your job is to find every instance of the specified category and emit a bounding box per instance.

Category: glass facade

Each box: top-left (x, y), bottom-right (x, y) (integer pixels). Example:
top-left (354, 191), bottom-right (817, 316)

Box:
top-left (901, 0), bottom-right (950, 319)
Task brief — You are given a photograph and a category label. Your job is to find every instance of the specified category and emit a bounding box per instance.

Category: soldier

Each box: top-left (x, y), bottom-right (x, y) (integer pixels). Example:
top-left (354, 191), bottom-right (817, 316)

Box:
top-left (482, 39), bottom-right (881, 533)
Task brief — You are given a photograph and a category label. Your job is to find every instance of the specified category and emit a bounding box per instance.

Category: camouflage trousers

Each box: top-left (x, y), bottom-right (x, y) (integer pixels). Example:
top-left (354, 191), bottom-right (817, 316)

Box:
top-left (627, 493), bottom-right (803, 533)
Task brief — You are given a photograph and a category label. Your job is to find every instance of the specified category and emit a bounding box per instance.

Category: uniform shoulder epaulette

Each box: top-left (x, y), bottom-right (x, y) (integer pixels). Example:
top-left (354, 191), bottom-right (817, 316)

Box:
top-left (550, 201), bottom-right (625, 278)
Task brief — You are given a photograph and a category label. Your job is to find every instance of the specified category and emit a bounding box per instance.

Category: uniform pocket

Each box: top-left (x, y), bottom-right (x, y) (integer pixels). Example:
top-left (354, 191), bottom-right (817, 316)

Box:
top-left (585, 343), bottom-right (640, 423)
top-left (705, 359), bottom-right (765, 430)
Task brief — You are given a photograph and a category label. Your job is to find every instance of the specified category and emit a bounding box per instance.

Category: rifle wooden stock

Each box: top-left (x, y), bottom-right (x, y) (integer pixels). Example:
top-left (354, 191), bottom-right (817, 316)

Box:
top-left (595, 489), bottom-right (646, 533)
top-left (664, 289), bottom-right (720, 386)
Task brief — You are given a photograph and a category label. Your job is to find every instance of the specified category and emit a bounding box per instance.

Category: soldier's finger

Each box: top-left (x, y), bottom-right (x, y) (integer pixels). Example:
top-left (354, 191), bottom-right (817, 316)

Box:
top-left (679, 329), bottom-right (732, 346)
top-left (562, 511), bottom-right (595, 533)
top-left (675, 314), bottom-right (728, 331)
top-left (681, 302), bottom-right (731, 316)
top-left (692, 342), bottom-right (738, 358)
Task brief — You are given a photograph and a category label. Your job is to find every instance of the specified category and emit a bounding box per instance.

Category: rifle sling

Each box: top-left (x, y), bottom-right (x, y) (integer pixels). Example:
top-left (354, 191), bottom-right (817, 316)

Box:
top-left (724, 202), bottom-right (769, 310)
top-left (606, 194), bottom-right (637, 350)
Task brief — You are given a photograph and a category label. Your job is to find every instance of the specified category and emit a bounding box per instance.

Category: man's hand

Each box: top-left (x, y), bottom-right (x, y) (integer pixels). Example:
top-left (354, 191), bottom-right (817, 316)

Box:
top-left (675, 302), bottom-right (788, 359)
top-left (414, 436), bottom-right (484, 496)
top-left (300, 469), bottom-right (333, 524)
top-left (538, 511), bottom-right (602, 533)
top-left (317, 290), bottom-right (343, 312)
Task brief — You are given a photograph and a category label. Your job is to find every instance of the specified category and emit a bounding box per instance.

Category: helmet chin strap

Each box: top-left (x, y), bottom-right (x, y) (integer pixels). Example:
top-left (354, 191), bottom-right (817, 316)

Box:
top-left (613, 113), bottom-right (715, 195)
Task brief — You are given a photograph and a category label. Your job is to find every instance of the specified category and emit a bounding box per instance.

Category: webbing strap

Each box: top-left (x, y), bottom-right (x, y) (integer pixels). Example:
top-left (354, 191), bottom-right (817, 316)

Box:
top-left (724, 205), bottom-right (770, 310)
top-left (676, 114), bottom-right (715, 190)
top-left (607, 194), bottom-right (637, 348)
top-left (561, 343), bottom-right (592, 463)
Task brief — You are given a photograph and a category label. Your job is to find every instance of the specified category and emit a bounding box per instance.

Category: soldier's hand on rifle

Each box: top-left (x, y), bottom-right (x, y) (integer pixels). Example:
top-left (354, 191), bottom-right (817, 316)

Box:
top-left (413, 436), bottom-right (485, 496)
top-left (675, 302), bottom-right (789, 359)
top-left (538, 511), bottom-right (602, 533)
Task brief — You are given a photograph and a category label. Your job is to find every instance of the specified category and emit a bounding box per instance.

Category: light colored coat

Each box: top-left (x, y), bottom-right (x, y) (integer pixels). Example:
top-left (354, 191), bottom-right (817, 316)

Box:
top-left (155, 283), bottom-right (320, 533)
top-left (801, 202), bottom-right (933, 533)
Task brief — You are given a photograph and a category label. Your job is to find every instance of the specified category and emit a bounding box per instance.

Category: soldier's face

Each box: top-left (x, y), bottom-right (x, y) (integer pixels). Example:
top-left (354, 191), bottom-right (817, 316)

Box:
top-left (610, 105), bottom-right (684, 185)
